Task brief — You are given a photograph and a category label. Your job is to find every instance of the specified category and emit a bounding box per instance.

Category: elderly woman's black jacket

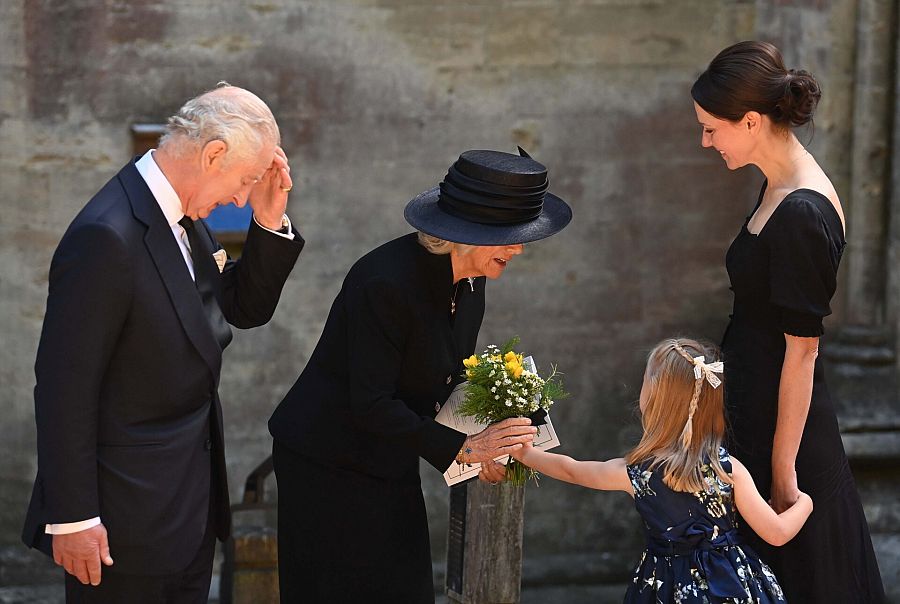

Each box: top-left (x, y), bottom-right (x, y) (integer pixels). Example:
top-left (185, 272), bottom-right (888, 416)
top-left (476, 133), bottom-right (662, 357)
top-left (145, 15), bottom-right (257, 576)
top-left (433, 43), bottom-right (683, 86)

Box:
top-left (269, 233), bottom-right (483, 480)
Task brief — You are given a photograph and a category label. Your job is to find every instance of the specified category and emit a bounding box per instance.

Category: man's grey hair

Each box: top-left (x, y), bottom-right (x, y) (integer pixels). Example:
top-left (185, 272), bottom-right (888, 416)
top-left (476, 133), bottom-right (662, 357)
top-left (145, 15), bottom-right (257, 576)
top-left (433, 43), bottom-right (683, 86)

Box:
top-left (159, 82), bottom-right (280, 166)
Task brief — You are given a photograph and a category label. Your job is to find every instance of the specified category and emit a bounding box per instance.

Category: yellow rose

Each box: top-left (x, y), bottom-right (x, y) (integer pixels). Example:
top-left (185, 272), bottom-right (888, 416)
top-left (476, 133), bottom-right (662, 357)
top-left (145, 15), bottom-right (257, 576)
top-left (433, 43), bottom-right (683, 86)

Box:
top-left (504, 351), bottom-right (517, 363)
top-left (514, 365), bottom-right (524, 378)
top-left (463, 355), bottom-right (479, 368)
top-left (505, 360), bottom-right (520, 374)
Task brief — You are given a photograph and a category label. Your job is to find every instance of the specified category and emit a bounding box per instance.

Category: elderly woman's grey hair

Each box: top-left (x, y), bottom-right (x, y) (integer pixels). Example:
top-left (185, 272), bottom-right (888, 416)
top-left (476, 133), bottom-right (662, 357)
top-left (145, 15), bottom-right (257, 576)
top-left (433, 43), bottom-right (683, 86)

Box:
top-left (159, 81), bottom-right (280, 167)
top-left (416, 232), bottom-right (476, 255)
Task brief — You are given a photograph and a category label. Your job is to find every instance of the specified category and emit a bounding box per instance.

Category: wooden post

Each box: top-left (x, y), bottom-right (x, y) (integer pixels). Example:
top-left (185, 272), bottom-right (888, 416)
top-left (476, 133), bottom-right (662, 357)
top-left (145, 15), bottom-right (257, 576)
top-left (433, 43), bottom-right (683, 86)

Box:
top-left (220, 457), bottom-right (279, 604)
top-left (446, 480), bottom-right (525, 604)
top-left (222, 527), bottom-right (279, 604)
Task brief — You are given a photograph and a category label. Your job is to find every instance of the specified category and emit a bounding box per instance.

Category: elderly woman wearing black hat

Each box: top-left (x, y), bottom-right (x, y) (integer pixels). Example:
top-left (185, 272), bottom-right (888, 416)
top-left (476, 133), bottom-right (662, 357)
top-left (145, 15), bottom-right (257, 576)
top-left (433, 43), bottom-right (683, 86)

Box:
top-left (268, 149), bottom-right (571, 603)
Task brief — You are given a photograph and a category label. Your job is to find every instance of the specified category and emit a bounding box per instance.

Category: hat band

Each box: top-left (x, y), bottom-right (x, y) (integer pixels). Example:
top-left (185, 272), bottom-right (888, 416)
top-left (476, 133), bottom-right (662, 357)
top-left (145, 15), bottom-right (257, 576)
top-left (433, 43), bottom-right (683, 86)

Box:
top-left (446, 164), bottom-right (549, 196)
top-left (437, 165), bottom-right (547, 225)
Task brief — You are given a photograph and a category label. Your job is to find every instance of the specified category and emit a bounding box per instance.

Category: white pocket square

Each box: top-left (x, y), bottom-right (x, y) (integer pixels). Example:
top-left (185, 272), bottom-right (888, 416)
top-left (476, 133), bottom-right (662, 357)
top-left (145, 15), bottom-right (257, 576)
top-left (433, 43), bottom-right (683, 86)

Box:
top-left (212, 249), bottom-right (227, 273)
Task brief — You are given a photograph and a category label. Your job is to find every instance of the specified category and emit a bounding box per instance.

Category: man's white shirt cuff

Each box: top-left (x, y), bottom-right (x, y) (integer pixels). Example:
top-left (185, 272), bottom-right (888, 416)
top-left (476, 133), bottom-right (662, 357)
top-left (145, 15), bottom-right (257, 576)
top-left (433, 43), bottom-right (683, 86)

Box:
top-left (255, 214), bottom-right (295, 240)
top-left (46, 517), bottom-right (101, 535)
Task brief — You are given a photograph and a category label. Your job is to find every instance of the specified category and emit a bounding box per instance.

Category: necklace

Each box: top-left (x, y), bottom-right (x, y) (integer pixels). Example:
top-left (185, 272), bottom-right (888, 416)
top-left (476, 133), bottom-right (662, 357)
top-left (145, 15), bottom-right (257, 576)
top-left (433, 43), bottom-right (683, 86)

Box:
top-left (450, 277), bottom-right (476, 315)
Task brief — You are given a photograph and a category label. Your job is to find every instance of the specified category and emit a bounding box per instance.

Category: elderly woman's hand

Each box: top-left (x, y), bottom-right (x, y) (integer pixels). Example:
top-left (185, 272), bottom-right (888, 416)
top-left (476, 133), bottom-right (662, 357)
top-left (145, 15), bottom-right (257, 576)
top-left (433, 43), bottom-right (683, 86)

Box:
top-left (478, 460), bottom-right (507, 484)
top-left (459, 417), bottom-right (536, 464)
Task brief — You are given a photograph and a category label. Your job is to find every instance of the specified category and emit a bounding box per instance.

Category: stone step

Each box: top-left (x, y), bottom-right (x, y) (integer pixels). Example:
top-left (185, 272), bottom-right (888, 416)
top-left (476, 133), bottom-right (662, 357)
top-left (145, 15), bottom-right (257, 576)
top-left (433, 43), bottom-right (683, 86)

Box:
top-left (0, 581), bottom-right (629, 604)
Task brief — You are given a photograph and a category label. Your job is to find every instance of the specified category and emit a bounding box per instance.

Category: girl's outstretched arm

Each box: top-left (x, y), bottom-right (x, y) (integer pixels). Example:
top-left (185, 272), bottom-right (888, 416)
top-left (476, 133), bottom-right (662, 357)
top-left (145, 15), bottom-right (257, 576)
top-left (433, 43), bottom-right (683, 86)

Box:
top-left (731, 456), bottom-right (813, 546)
top-left (511, 443), bottom-right (633, 495)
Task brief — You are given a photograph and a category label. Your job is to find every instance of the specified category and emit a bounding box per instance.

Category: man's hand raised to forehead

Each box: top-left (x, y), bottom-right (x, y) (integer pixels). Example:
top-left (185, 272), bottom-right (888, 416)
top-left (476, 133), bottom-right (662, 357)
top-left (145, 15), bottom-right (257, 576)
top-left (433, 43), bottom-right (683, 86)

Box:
top-left (250, 146), bottom-right (294, 230)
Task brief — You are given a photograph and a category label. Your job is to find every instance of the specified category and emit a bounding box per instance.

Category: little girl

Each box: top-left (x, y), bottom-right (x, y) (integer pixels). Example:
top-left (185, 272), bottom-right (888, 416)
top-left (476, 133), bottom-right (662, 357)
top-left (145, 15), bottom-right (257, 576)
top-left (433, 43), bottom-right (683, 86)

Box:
top-left (512, 337), bottom-right (813, 603)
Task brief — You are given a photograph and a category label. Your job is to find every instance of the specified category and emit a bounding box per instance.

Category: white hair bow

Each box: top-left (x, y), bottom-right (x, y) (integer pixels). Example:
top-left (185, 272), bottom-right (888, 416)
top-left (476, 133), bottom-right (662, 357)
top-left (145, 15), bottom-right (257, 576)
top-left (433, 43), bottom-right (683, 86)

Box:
top-left (692, 356), bottom-right (723, 389)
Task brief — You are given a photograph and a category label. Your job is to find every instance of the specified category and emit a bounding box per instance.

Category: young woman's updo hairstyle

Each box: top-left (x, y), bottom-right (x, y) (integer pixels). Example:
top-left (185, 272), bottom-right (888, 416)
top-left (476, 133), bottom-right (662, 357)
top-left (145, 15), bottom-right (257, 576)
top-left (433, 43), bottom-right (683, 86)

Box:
top-left (691, 41), bottom-right (821, 130)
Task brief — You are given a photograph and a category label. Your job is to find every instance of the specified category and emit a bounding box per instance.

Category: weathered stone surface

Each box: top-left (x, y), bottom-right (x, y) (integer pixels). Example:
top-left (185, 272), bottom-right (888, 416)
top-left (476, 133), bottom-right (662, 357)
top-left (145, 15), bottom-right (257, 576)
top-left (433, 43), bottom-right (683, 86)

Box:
top-left (0, 584), bottom-right (63, 604)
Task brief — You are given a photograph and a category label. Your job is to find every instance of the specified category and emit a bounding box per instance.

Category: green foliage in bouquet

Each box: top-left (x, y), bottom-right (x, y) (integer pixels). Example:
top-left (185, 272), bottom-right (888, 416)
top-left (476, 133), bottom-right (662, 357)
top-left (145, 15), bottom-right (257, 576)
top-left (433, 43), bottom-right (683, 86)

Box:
top-left (458, 336), bottom-right (568, 485)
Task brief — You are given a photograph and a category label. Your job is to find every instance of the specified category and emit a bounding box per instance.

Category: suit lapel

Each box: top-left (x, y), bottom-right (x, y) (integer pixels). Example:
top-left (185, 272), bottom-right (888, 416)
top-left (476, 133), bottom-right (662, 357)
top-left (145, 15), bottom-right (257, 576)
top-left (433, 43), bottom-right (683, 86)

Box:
top-left (192, 219), bottom-right (226, 305)
top-left (118, 160), bottom-right (223, 381)
top-left (416, 240), bottom-right (464, 369)
top-left (452, 276), bottom-right (484, 356)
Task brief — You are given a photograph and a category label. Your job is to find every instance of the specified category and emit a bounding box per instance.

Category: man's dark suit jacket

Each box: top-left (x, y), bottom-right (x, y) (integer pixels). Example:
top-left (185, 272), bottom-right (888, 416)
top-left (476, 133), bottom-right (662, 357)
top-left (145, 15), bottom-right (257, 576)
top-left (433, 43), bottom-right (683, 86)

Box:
top-left (269, 233), bottom-right (481, 481)
top-left (22, 159), bottom-right (303, 575)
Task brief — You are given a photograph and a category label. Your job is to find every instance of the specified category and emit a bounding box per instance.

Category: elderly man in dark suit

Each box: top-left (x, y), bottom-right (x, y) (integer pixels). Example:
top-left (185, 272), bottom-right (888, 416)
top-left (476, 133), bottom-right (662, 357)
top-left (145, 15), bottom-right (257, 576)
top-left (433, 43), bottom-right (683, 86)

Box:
top-left (22, 84), bottom-right (303, 603)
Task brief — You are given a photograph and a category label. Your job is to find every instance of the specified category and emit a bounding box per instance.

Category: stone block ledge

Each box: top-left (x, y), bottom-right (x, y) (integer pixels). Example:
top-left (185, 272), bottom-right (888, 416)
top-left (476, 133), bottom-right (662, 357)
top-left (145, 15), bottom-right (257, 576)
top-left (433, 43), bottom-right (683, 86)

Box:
top-left (842, 430), bottom-right (900, 465)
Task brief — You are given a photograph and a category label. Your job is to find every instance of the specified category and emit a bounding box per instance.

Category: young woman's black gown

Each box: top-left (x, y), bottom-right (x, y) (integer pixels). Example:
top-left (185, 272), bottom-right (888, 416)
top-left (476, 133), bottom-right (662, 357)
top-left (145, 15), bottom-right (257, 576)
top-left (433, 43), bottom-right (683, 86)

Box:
top-left (721, 184), bottom-right (885, 602)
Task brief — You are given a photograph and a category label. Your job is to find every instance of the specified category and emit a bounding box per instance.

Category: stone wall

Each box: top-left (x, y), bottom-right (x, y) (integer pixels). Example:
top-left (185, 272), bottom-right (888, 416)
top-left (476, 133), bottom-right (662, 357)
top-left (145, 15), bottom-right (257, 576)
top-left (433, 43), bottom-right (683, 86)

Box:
top-left (1, 0), bottom-right (895, 600)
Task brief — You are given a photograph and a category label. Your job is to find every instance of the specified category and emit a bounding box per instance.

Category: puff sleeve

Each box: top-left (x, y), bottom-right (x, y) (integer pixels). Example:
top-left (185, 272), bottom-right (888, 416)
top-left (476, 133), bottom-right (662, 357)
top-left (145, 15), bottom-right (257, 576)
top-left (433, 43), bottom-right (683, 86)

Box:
top-left (763, 195), bottom-right (840, 337)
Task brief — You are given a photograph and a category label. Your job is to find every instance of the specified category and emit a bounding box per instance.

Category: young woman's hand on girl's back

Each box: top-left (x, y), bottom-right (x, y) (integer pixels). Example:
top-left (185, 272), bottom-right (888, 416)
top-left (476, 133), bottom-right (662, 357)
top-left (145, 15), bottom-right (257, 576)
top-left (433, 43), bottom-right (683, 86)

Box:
top-left (731, 456), bottom-right (813, 546)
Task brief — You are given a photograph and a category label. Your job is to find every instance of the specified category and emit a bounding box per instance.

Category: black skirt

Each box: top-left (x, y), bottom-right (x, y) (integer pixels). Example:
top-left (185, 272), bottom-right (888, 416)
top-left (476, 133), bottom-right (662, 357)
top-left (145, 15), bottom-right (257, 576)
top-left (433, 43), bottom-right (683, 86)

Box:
top-left (273, 440), bottom-right (435, 604)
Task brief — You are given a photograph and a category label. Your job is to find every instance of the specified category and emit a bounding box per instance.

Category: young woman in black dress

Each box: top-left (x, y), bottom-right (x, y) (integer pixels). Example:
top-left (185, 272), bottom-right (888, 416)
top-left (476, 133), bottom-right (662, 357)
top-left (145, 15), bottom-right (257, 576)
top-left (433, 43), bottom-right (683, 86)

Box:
top-left (691, 41), bottom-right (885, 602)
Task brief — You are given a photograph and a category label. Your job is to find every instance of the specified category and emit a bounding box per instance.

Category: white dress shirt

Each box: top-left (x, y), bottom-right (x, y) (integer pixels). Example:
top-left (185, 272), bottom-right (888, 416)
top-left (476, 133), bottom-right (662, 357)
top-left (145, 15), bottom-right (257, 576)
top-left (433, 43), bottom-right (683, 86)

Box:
top-left (46, 149), bottom-right (294, 535)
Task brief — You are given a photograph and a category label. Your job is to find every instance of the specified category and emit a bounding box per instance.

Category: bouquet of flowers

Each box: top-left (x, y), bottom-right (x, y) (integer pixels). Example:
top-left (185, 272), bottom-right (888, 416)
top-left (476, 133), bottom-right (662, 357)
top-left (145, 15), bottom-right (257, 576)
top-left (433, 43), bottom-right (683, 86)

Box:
top-left (459, 337), bottom-right (568, 486)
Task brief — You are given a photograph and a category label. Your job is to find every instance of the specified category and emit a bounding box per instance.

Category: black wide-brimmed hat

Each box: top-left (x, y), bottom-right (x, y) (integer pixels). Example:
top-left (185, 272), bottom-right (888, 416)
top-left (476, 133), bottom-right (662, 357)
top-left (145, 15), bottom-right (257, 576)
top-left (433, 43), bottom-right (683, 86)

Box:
top-left (404, 148), bottom-right (572, 245)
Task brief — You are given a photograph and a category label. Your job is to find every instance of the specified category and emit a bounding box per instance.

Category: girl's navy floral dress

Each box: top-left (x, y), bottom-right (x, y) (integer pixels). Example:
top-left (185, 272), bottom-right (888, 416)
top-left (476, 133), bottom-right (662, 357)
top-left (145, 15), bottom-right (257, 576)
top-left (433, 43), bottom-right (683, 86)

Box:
top-left (625, 448), bottom-right (785, 603)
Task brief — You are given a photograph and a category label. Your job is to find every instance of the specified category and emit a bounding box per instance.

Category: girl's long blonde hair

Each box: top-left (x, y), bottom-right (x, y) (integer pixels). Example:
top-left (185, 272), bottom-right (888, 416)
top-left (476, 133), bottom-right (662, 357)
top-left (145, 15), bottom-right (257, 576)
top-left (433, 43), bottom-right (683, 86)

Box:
top-left (625, 337), bottom-right (729, 493)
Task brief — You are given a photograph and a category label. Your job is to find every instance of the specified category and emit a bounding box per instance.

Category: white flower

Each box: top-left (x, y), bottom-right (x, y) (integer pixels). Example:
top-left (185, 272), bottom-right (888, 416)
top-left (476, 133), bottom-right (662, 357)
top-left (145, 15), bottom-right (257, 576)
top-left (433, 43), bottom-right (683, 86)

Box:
top-left (505, 401), bottom-right (512, 406)
top-left (495, 395), bottom-right (499, 399)
top-left (491, 387), bottom-right (496, 393)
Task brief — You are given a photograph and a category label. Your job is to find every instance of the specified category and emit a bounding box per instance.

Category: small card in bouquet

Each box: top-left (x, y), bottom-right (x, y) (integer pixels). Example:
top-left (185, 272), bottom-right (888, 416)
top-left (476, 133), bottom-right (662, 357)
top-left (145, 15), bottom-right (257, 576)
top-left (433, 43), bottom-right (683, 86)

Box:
top-left (435, 356), bottom-right (560, 486)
